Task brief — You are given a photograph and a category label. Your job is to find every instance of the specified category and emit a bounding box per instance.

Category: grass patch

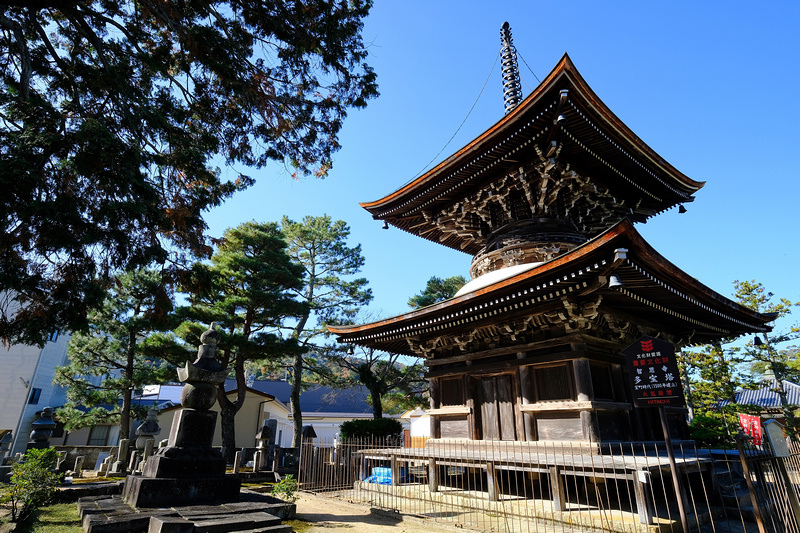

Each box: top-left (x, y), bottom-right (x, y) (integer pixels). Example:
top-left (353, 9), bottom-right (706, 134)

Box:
top-left (13, 504), bottom-right (81, 533)
top-left (71, 477), bottom-right (124, 484)
top-left (287, 519), bottom-right (313, 533)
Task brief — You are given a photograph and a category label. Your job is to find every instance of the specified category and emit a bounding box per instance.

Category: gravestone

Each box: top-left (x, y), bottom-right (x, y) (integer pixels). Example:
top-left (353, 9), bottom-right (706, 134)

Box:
top-left (94, 451), bottom-right (110, 471)
top-left (110, 438), bottom-right (129, 475)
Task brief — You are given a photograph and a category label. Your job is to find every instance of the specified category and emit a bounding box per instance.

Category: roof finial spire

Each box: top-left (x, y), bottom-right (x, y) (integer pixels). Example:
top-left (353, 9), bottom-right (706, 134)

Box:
top-left (500, 22), bottom-right (523, 114)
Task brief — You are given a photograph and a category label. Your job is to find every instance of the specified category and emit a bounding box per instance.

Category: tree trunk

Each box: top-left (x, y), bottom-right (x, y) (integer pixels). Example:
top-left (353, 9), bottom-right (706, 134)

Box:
top-left (218, 353), bottom-right (247, 464)
top-left (370, 388), bottom-right (383, 419)
top-left (219, 399), bottom-right (238, 464)
top-left (120, 387), bottom-right (132, 443)
top-left (120, 329), bottom-right (137, 442)
top-left (290, 351), bottom-right (303, 447)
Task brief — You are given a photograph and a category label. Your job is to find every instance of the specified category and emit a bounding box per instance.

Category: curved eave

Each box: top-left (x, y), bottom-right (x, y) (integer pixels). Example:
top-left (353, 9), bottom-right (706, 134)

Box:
top-left (330, 220), bottom-right (771, 355)
top-left (361, 54), bottom-right (704, 238)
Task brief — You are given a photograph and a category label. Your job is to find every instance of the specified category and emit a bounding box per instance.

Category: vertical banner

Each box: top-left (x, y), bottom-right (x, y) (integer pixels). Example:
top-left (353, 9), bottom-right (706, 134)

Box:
top-left (738, 413), bottom-right (763, 446)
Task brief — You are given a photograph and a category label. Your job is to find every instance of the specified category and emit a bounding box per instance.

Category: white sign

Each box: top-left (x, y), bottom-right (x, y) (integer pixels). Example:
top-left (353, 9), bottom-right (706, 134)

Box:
top-left (764, 419), bottom-right (790, 457)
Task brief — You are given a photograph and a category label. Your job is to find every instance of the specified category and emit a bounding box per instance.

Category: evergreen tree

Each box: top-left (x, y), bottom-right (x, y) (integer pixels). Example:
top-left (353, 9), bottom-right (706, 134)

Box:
top-left (0, 0), bottom-right (378, 345)
top-left (177, 221), bottom-right (305, 461)
top-left (680, 343), bottom-right (750, 448)
top-left (408, 275), bottom-right (467, 309)
top-left (324, 343), bottom-right (426, 418)
top-left (280, 215), bottom-right (372, 446)
top-left (733, 280), bottom-right (800, 440)
top-left (681, 280), bottom-right (800, 446)
top-left (54, 269), bottom-right (176, 439)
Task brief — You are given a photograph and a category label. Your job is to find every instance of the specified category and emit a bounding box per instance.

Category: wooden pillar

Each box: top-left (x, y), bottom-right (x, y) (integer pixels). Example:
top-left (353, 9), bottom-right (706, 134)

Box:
top-left (487, 461), bottom-right (499, 501)
top-left (549, 466), bottom-right (566, 511)
top-left (428, 457), bottom-right (439, 493)
top-left (519, 362), bottom-right (535, 440)
top-left (390, 455), bottom-right (399, 486)
top-left (573, 358), bottom-right (593, 401)
top-left (580, 410), bottom-right (599, 442)
top-left (574, 358), bottom-right (598, 441)
top-left (632, 471), bottom-right (654, 524)
top-left (513, 363), bottom-right (525, 440)
top-left (464, 374), bottom-right (477, 440)
top-left (429, 378), bottom-right (441, 438)
top-left (359, 455), bottom-right (368, 481)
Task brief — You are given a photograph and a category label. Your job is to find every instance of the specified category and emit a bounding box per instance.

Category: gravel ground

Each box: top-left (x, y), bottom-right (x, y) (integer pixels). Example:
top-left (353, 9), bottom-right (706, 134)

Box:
top-left (293, 493), bottom-right (464, 533)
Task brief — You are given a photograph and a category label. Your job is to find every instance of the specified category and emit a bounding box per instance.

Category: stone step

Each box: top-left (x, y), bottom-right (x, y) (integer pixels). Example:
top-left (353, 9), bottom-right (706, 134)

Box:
top-left (192, 511), bottom-right (283, 533)
top-left (236, 525), bottom-right (294, 533)
top-left (83, 510), bottom-right (170, 533)
top-left (181, 510), bottom-right (282, 524)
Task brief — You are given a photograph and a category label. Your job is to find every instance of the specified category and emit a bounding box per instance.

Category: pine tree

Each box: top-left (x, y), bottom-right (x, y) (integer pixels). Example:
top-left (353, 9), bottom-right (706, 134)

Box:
top-left (733, 280), bottom-right (800, 440)
top-left (178, 221), bottom-right (305, 461)
top-left (280, 215), bottom-right (372, 446)
top-left (408, 276), bottom-right (467, 309)
top-left (54, 269), bottom-right (176, 439)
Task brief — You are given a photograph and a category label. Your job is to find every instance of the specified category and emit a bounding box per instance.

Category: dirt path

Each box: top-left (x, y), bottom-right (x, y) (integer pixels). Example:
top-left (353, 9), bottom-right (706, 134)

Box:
top-left (293, 493), bottom-right (461, 533)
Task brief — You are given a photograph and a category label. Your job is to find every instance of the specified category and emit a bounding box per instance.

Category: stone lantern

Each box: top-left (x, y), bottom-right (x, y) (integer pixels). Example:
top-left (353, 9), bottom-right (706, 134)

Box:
top-left (27, 407), bottom-right (56, 450)
top-left (135, 408), bottom-right (161, 450)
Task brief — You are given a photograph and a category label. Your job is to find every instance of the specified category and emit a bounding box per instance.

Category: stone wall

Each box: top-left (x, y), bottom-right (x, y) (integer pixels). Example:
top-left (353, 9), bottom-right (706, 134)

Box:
top-left (54, 445), bottom-right (116, 473)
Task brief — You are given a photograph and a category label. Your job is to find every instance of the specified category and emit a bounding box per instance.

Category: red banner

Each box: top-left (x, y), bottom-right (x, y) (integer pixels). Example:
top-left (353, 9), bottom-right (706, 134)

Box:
top-left (738, 413), bottom-right (763, 445)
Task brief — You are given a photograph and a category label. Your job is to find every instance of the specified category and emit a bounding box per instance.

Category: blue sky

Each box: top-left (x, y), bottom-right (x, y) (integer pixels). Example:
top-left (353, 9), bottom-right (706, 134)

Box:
top-left (205, 1), bottom-right (800, 334)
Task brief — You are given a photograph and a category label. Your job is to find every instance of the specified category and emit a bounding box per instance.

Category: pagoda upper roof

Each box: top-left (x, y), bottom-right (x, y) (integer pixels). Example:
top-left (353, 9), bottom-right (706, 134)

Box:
top-left (361, 54), bottom-right (705, 255)
top-left (329, 220), bottom-right (772, 356)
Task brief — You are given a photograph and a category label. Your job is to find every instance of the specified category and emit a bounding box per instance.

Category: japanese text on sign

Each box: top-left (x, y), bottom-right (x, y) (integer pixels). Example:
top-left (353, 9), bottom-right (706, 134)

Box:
top-left (623, 336), bottom-right (685, 407)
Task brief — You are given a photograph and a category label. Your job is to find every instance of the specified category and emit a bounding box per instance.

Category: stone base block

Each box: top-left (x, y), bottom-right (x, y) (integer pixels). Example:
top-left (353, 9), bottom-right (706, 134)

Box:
top-left (122, 475), bottom-right (241, 508)
top-left (149, 515), bottom-right (194, 533)
top-left (141, 446), bottom-right (226, 479)
top-left (167, 409), bottom-right (217, 448)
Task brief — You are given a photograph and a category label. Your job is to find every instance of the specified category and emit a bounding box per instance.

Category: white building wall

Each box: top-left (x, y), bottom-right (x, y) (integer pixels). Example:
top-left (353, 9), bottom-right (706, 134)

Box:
top-left (409, 415), bottom-right (431, 437)
top-left (0, 330), bottom-right (71, 456)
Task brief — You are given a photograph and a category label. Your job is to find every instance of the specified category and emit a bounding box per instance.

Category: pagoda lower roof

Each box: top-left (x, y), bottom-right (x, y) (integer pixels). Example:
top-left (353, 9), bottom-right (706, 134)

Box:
top-left (329, 220), bottom-right (772, 356)
top-left (361, 54), bottom-right (705, 255)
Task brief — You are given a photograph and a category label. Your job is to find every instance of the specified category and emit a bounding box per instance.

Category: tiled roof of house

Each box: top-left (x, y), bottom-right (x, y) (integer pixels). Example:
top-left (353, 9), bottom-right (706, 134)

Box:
top-left (729, 379), bottom-right (800, 408)
top-left (135, 380), bottom-right (374, 415)
top-left (238, 380), bottom-right (373, 414)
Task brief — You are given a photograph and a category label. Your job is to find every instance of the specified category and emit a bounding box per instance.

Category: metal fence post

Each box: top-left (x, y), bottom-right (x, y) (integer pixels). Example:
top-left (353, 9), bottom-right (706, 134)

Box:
top-left (736, 432), bottom-right (767, 533)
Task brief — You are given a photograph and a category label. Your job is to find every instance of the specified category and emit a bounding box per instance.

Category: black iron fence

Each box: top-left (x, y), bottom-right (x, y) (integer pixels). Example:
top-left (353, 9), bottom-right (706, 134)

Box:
top-left (736, 436), bottom-right (800, 533)
top-left (298, 435), bottom-right (800, 533)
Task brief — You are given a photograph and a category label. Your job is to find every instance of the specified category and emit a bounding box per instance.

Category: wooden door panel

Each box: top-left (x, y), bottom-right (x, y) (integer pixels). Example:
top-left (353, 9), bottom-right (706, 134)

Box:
top-left (478, 375), bottom-right (516, 441)
top-left (496, 375), bottom-right (516, 441)
top-left (480, 377), bottom-right (499, 440)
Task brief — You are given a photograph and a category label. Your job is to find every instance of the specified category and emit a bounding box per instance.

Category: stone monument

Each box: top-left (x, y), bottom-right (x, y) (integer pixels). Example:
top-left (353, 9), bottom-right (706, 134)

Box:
top-left (254, 419), bottom-right (277, 472)
top-left (122, 324), bottom-right (241, 507)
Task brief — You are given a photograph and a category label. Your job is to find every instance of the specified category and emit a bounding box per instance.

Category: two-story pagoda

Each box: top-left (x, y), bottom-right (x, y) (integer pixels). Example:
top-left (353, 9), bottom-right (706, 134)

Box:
top-left (330, 52), bottom-right (773, 445)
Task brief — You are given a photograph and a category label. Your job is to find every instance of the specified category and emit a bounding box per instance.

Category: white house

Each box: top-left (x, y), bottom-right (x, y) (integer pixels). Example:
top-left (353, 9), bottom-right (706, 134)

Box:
top-left (400, 408), bottom-right (430, 447)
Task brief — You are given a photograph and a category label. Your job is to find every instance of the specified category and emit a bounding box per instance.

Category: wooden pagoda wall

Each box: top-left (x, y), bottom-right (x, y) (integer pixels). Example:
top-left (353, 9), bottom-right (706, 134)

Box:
top-left (425, 336), bottom-right (688, 443)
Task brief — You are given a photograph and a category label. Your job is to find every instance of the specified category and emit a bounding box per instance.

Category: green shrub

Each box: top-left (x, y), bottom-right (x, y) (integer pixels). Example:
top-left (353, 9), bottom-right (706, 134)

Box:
top-left (271, 474), bottom-right (298, 503)
top-left (339, 418), bottom-right (402, 441)
top-left (0, 448), bottom-right (62, 522)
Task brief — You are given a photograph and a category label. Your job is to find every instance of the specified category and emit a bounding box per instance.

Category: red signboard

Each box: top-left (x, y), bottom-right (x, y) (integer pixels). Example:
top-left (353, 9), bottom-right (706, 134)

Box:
top-left (738, 413), bottom-right (763, 445)
top-left (623, 336), bottom-right (685, 407)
